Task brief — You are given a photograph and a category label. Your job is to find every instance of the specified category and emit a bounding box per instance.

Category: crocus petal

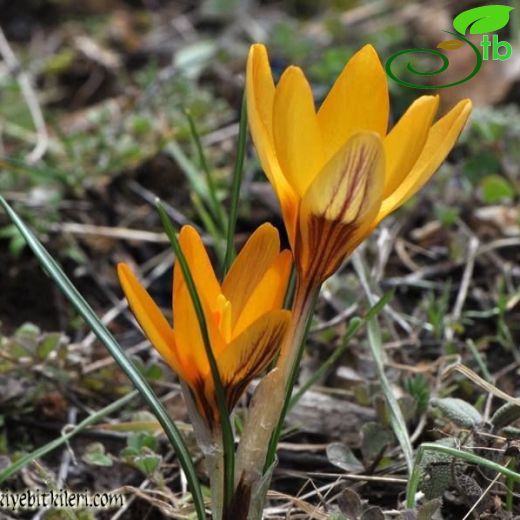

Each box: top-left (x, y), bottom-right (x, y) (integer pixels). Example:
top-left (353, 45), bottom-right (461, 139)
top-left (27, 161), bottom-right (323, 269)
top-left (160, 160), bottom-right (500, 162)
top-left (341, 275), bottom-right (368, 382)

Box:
top-left (222, 223), bottom-right (281, 320)
top-left (247, 44), bottom-right (300, 245)
top-left (273, 66), bottom-right (324, 197)
top-left (296, 132), bottom-right (385, 283)
top-left (232, 249), bottom-right (292, 336)
top-left (215, 309), bottom-right (290, 411)
top-left (383, 96), bottom-right (439, 198)
top-left (318, 44), bottom-right (389, 164)
top-left (173, 266), bottom-right (226, 375)
top-left (117, 263), bottom-right (183, 376)
top-left (173, 225), bottom-right (221, 313)
top-left (377, 99), bottom-right (472, 223)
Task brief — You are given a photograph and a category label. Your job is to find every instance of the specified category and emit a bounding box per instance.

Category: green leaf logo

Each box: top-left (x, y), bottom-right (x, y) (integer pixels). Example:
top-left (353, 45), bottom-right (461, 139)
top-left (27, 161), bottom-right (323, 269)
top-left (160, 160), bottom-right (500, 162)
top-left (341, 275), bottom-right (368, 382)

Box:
top-left (453, 5), bottom-right (514, 35)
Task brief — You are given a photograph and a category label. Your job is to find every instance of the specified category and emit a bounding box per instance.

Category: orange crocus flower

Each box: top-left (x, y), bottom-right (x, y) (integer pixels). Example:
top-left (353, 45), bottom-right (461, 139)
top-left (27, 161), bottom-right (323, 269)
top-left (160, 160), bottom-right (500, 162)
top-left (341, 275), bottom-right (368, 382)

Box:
top-left (246, 43), bottom-right (472, 286)
top-left (118, 223), bottom-right (291, 426)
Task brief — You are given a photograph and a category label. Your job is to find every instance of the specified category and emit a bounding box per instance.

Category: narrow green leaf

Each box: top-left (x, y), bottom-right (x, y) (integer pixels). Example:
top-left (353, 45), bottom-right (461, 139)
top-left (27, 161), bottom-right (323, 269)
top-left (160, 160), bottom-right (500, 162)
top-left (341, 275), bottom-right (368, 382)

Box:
top-left (156, 199), bottom-right (235, 510)
top-left (367, 316), bottom-right (414, 474)
top-left (0, 156), bottom-right (70, 186)
top-left (0, 196), bottom-right (206, 520)
top-left (185, 108), bottom-right (227, 234)
top-left (224, 95), bottom-right (247, 274)
top-left (166, 140), bottom-right (210, 202)
top-left (289, 290), bottom-right (394, 408)
top-left (191, 191), bottom-right (225, 263)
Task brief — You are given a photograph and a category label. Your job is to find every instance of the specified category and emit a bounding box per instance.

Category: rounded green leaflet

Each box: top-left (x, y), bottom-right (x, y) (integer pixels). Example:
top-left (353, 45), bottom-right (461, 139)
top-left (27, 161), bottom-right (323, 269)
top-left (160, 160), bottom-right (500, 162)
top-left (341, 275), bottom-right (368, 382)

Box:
top-left (453, 5), bottom-right (514, 35)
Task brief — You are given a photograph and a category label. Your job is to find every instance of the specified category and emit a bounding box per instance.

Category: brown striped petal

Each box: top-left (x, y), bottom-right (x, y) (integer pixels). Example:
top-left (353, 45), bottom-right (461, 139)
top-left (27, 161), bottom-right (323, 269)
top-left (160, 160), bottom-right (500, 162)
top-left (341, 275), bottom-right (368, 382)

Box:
top-left (296, 132), bottom-right (385, 284)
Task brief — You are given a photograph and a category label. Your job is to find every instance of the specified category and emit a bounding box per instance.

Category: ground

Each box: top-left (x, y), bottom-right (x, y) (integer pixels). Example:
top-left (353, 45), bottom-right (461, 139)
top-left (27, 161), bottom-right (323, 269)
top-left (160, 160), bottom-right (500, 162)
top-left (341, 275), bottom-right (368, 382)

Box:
top-left (1, 1), bottom-right (520, 518)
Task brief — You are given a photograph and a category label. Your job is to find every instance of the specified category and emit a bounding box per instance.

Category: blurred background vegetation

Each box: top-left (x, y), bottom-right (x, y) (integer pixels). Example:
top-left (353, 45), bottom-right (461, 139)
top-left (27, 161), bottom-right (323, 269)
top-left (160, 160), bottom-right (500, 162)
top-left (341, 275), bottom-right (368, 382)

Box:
top-left (1, 1), bottom-right (520, 518)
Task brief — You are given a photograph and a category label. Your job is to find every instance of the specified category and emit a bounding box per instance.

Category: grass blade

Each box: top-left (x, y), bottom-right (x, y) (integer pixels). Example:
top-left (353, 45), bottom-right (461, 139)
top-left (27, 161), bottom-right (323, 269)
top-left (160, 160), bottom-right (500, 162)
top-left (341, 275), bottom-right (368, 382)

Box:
top-left (367, 315), bottom-right (414, 474)
top-left (0, 156), bottom-right (70, 186)
top-left (289, 289), bottom-right (394, 409)
top-left (353, 252), bottom-right (414, 474)
top-left (224, 95), bottom-right (247, 274)
top-left (0, 391), bottom-right (138, 482)
top-left (0, 196), bottom-right (206, 520)
top-left (185, 108), bottom-right (227, 234)
top-left (156, 199), bottom-right (235, 511)
top-left (166, 140), bottom-right (210, 203)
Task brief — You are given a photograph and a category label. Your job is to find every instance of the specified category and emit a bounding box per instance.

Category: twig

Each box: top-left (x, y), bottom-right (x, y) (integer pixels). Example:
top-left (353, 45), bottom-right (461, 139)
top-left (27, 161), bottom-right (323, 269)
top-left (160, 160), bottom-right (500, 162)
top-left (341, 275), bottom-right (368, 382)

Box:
top-left (352, 250), bottom-right (412, 334)
top-left (57, 407), bottom-right (78, 487)
top-left (83, 340), bottom-right (150, 374)
top-left (0, 26), bottom-right (48, 163)
top-left (453, 236), bottom-right (479, 319)
top-left (49, 222), bottom-right (170, 243)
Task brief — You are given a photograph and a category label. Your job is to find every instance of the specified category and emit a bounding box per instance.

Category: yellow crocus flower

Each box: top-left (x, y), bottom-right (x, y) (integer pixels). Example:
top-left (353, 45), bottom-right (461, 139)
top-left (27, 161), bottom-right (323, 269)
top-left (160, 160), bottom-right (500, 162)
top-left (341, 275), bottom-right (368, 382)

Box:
top-left (118, 223), bottom-right (291, 426)
top-left (246, 43), bottom-right (472, 285)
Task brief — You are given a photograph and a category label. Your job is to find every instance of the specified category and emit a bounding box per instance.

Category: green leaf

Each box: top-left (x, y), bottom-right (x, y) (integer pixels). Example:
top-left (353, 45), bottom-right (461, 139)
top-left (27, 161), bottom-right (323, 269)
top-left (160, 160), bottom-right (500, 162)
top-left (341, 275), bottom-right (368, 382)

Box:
top-left (134, 454), bottom-right (161, 475)
top-left (174, 41), bottom-right (217, 79)
top-left (145, 363), bottom-right (163, 381)
top-left (37, 333), bottom-right (62, 359)
top-left (0, 196), bottom-right (205, 520)
top-left (82, 443), bottom-right (113, 467)
top-left (128, 432), bottom-right (158, 452)
top-left (15, 322), bottom-right (40, 340)
top-left (431, 397), bottom-right (482, 428)
top-left (361, 422), bottom-right (394, 466)
top-left (416, 438), bottom-right (457, 500)
top-left (120, 446), bottom-right (139, 458)
top-left (224, 94), bottom-right (248, 274)
top-left (156, 200), bottom-right (235, 509)
top-left (337, 488), bottom-right (362, 519)
top-left (185, 108), bottom-right (227, 236)
top-left (289, 290), bottom-right (394, 409)
top-left (366, 316), bottom-right (414, 473)
top-left (491, 402), bottom-right (520, 429)
top-left (463, 151), bottom-right (501, 184)
top-left (326, 442), bottom-right (365, 473)
top-left (453, 5), bottom-right (514, 35)
top-left (480, 175), bottom-right (515, 203)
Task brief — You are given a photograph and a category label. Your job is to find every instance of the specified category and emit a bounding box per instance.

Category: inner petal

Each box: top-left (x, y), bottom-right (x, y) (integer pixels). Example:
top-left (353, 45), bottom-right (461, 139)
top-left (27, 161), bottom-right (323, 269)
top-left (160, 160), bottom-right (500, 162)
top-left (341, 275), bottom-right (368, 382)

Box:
top-left (214, 293), bottom-right (233, 344)
top-left (272, 66), bottom-right (324, 197)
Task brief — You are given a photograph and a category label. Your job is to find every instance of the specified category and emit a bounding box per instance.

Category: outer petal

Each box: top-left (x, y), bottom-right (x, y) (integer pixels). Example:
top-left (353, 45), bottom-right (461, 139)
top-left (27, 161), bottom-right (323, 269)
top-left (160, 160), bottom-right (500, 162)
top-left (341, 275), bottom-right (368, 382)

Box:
top-left (296, 132), bottom-right (385, 284)
top-left (117, 263), bottom-right (184, 376)
top-left (377, 99), bottom-right (472, 223)
top-left (383, 96), bottom-right (439, 198)
top-left (173, 271), bottom-right (227, 376)
top-left (222, 223), bottom-right (280, 321)
top-left (246, 44), bottom-right (299, 246)
top-left (318, 45), bottom-right (389, 164)
top-left (232, 249), bottom-right (292, 337)
top-left (173, 225), bottom-right (220, 313)
top-left (273, 66), bottom-right (324, 197)
top-left (215, 309), bottom-right (290, 411)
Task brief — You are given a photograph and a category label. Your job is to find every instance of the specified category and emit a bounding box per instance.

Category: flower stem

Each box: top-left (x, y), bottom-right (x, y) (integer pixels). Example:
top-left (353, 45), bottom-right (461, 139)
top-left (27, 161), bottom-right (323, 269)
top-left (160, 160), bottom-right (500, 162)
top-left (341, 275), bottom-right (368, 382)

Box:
top-left (233, 277), bottom-right (319, 518)
top-left (264, 277), bottom-right (320, 469)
